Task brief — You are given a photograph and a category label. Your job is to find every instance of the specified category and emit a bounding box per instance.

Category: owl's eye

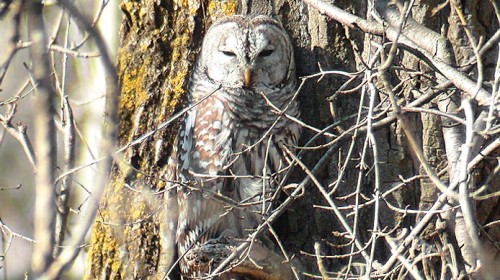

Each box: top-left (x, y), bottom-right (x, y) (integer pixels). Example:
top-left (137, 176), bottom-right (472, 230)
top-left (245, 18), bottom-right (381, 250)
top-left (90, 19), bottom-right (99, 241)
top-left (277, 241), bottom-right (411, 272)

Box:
top-left (258, 49), bottom-right (274, 57)
top-left (222, 51), bottom-right (236, 57)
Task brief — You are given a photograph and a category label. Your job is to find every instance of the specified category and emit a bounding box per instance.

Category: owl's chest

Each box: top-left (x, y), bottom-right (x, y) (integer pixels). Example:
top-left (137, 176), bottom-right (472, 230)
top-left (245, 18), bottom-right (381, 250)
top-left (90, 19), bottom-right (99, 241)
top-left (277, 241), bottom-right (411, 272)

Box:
top-left (200, 91), bottom-right (297, 147)
top-left (182, 92), bottom-right (298, 175)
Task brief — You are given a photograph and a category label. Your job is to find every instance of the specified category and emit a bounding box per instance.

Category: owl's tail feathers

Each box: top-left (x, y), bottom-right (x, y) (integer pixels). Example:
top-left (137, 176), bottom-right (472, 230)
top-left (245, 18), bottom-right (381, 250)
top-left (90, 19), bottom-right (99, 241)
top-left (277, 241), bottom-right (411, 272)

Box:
top-left (177, 190), bottom-right (241, 274)
top-left (196, 194), bottom-right (237, 245)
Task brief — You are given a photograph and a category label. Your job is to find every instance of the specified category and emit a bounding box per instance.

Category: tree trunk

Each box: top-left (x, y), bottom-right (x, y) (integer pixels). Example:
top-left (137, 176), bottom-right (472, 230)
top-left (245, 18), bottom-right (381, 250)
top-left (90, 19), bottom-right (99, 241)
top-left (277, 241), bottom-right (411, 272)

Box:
top-left (85, 0), bottom-right (499, 279)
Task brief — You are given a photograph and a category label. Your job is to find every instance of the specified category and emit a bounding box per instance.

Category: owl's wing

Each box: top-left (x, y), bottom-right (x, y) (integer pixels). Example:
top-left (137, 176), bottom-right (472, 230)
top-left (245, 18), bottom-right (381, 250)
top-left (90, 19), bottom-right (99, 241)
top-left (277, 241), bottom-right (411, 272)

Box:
top-left (176, 95), bottom-right (236, 267)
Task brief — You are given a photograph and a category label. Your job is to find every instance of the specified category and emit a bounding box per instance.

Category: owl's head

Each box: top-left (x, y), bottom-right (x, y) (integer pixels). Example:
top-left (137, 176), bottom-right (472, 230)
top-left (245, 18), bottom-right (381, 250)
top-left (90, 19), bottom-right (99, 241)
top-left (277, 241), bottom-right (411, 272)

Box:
top-left (199, 15), bottom-right (295, 90)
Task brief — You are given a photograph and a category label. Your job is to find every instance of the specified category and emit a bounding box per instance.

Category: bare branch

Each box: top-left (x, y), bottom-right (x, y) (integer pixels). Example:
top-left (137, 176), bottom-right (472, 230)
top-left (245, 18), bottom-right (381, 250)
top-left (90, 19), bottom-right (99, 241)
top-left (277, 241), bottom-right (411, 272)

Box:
top-left (39, 0), bottom-right (119, 277)
top-left (303, 0), bottom-right (498, 111)
top-left (27, 1), bottom-right (58, 276)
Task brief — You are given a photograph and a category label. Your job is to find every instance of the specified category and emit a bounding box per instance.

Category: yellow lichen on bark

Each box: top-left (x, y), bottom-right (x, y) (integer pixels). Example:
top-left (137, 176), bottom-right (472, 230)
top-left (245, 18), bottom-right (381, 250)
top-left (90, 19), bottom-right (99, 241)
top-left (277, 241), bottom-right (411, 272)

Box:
top-left (84, 173), bottom-right (127, 279)
top-left (207, 0), bottom-right (238, 21)
top-left (220, 0), bottom-right (238, 15)
top-left (167, 33), bottom-right (191, 114)
top-left (161, 0), bottom-right (199, 122)
top-left (117, 53), bottom-right (154, 141)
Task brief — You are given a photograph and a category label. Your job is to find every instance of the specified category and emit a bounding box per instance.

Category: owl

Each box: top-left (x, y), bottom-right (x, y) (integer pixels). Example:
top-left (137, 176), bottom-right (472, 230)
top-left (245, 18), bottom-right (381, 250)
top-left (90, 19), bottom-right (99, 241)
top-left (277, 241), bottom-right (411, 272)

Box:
top-left (163, 14), bottom-right (301, 278)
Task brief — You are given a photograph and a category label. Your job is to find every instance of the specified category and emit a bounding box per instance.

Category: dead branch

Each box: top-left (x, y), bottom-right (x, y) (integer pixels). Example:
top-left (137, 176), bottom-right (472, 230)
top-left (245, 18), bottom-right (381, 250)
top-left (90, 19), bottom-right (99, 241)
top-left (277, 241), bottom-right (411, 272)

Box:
top-left (28, 1), bottom-right (58, 276)
top-left (303, 0), bottom-right (498, 112)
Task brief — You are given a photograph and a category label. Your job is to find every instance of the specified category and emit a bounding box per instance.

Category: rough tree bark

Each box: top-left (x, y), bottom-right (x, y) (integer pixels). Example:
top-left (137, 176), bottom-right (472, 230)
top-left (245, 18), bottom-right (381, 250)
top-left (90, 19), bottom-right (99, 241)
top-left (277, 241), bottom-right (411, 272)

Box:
top-left (85, 0), bottom-right (499, 279)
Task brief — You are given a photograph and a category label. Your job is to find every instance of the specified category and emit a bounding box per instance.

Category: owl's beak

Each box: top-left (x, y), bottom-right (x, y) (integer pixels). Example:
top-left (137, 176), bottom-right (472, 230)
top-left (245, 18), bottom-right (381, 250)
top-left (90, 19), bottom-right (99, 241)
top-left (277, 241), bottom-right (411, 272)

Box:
top-left (243, 67), bottom-right (252, 88)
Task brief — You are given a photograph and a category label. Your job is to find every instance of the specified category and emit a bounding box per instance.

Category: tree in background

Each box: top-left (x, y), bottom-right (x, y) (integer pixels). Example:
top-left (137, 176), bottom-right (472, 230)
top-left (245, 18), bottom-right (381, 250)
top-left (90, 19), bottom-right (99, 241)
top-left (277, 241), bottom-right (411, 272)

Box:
top-left (0, 0), bottom-right (119, 279)
top-left (0, 0), bottom-right (498, 279)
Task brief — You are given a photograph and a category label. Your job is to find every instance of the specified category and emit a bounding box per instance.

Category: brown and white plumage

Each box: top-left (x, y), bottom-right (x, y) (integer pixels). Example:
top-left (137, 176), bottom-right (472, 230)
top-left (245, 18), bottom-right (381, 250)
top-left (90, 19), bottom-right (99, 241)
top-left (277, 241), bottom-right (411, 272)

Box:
top-left (165, 14), bottom-right (301, 277)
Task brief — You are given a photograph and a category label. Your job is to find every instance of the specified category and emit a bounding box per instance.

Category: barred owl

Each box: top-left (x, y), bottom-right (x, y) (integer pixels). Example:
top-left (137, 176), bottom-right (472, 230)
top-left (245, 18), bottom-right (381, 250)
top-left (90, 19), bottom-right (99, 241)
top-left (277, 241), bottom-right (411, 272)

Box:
top-left (163, 14), bottom-right (301, 277)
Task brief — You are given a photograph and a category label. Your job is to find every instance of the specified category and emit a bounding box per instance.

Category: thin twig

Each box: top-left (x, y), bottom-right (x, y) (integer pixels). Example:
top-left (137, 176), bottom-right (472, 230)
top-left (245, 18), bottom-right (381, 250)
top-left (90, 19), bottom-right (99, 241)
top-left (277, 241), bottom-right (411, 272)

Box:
top-left (0, 106), bottom-right (37, 169)
top-left (53, 13), bottom-right (75, 258)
